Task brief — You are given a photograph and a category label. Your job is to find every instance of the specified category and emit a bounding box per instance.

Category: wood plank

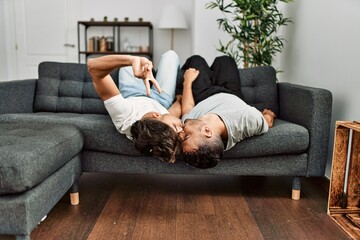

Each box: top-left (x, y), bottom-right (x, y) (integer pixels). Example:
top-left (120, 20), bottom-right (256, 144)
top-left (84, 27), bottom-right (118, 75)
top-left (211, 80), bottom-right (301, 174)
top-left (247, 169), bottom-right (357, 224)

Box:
top-left (86, 184), bottom-right (145, 240)
top-left (209, 177), bottom-right (264, 239)
top-left (331, 214), bottom-right (360, 239)
top-left (175, 175), bottom-right (262, 240)
top-left (329, 126), bottom-right (350, 208)
top-left (176, 213), bottom-right (223, 240)
top-left (337, 121), bottom-right (360, 132)
top-left (346, 130), bottom-right (360, 208)
top-left (329, 208), bottom-right (360, 215)
top-left (131, 177), bottom-right (178, 240)
top-left (347, 214), bottom-right (360, 228)
top-left (176, 175), bottom-right (215, 215)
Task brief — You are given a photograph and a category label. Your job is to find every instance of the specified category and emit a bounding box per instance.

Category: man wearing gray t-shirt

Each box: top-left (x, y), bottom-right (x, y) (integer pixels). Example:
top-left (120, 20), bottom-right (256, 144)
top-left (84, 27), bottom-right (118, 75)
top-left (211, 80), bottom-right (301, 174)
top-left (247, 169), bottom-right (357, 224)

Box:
top-left (178, 55), bottom-right (275, 169)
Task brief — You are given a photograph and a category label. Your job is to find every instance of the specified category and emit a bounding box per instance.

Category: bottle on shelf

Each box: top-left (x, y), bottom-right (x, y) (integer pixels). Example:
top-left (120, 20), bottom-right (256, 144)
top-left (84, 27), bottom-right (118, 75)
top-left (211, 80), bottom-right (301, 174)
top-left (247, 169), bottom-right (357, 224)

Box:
top-left (122, 38), bottom-right (130, 52)
top-left (93, 36), bottom-right (99, 52)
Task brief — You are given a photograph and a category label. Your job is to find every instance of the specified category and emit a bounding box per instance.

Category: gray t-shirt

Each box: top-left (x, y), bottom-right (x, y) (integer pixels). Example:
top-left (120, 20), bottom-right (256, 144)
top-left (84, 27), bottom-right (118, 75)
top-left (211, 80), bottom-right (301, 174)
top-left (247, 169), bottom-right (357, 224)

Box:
top-left (182, 93), bottom-right (268, 150)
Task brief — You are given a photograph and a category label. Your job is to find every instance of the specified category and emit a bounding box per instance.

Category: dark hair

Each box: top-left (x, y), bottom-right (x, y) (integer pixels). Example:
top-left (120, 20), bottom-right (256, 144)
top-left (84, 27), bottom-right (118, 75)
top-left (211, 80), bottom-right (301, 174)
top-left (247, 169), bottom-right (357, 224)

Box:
top-left (182, 135), bottom-right (224, 169)
top-left (130, 119), bottom-right (182, 163)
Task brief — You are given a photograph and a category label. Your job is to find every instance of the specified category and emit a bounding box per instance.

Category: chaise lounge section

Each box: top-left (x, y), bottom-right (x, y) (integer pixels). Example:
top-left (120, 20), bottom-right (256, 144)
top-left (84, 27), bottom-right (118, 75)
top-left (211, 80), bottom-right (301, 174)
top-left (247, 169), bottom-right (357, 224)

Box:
top-left (0, 123), bottom-right (83, 240)
top-left (0, 61), bottom-right (332, 239)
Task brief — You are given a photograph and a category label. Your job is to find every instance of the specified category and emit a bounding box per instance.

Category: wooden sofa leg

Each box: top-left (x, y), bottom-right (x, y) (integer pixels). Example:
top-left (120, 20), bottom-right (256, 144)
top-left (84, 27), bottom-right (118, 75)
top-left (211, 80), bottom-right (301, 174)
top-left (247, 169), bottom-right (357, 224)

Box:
top-left (70, 182), bottom-right (79, 205)
top-left (291, 177), bottom-right (301, 200)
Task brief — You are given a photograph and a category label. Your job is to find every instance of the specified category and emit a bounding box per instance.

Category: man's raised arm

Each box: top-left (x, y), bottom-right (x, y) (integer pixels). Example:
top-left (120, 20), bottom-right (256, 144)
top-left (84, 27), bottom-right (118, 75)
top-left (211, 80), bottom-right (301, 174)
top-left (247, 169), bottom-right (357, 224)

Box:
top-left (181, 68), bottom-right (199, 115)
top-left (88, 55), bottom-right (159, 101)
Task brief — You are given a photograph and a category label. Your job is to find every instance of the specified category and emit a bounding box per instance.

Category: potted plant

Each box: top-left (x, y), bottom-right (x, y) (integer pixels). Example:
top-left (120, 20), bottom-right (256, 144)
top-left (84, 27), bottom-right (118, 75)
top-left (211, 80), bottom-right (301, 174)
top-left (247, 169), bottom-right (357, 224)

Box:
top-left (206, 0), bottom-right (292, 68)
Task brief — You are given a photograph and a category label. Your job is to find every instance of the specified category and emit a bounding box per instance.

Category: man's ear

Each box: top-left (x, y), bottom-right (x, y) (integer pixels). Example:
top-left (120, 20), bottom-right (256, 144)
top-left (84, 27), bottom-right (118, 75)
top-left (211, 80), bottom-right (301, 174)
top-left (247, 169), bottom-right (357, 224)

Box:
top-left (151, 112), bottom-right (161, 118)
top-left (203, 126), bottom-right (212, 138)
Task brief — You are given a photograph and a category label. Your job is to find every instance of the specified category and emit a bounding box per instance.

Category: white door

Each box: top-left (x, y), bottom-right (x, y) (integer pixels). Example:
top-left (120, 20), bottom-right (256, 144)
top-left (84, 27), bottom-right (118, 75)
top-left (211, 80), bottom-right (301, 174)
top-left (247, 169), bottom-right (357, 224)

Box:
top-left (12, 0), bottom-right (78, 79)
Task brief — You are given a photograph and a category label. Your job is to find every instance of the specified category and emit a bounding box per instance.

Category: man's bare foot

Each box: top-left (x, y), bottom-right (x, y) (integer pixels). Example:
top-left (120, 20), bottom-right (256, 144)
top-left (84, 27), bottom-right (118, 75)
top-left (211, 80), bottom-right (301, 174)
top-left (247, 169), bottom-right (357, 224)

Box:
top-left (262, 109), bottom-right (276, 128)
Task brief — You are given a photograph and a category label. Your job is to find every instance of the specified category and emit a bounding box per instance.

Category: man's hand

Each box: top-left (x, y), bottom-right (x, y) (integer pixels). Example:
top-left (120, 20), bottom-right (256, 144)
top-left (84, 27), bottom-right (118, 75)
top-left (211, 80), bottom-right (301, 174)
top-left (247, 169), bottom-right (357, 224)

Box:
top-left (131, 56), bottom-right (161, 96)
top-left (183, 68), bottom-right (199, 87)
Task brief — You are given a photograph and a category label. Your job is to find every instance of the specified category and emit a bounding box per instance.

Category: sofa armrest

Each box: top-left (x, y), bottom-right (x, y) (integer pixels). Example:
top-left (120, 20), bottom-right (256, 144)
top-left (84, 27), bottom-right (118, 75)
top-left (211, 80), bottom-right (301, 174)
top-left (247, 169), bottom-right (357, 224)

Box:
top-left (0, 79), bottom-right (37, 114)
top-left (278, 82), bottom-right (332, 177)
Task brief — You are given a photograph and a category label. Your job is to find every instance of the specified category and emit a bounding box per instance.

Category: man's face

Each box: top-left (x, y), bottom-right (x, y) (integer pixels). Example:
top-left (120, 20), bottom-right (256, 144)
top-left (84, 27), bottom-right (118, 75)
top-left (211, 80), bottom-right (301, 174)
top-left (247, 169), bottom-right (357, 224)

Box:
top-left (179, 119), bottom-right (204, 153)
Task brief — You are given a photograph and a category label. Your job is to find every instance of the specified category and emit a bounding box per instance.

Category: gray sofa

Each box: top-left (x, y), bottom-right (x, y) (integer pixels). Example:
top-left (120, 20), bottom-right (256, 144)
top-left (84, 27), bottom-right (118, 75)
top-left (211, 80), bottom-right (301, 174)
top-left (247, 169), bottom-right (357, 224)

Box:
top-left (0, 61), bottom-right (332, 239)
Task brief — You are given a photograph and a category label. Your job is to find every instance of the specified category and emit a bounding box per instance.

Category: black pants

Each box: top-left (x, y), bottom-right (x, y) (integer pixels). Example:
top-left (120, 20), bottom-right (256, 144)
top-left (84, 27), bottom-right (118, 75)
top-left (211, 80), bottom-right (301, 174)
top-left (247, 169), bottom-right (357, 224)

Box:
top-left (176, 55), bottom-right (243, 104)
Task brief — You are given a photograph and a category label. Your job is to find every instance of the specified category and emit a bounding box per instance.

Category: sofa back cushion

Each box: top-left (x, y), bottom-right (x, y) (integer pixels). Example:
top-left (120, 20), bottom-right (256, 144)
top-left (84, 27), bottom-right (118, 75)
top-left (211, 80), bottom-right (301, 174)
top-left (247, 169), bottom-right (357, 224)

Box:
top-left (239, 66), bottom-right (278, 116)
top-left (34, 62), bottom-right (278, 116)
top-left (34, 62), bottom-right (119, 114)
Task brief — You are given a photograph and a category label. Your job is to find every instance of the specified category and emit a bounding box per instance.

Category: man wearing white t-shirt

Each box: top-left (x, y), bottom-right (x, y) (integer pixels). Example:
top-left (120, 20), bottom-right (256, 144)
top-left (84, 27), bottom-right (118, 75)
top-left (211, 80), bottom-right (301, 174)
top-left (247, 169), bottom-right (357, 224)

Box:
top-left (88, 50), bottom-right (183, 163)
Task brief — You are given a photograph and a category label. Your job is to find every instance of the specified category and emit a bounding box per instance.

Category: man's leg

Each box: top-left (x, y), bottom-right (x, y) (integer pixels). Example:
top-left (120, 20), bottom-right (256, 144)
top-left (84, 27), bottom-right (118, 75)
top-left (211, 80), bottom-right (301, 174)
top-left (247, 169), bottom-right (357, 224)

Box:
top-left (180, 55), bottom-right (215, 104)
top-left (210, 56), bottom-right (244, 100)
top-left (181, 55), bottom-right (236, 104)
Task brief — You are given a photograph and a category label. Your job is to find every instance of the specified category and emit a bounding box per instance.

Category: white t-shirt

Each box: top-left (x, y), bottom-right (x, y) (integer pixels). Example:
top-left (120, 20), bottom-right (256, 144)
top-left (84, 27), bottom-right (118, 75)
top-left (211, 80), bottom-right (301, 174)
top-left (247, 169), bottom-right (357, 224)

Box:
top-left (104, 94), bottom-right (169, 139)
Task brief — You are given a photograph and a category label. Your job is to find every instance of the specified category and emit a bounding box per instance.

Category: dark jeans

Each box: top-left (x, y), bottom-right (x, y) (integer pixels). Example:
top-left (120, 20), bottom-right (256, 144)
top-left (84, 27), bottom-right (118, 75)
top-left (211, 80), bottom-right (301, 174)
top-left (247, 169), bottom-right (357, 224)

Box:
top-left (176, 55), bottom-right (243, 104)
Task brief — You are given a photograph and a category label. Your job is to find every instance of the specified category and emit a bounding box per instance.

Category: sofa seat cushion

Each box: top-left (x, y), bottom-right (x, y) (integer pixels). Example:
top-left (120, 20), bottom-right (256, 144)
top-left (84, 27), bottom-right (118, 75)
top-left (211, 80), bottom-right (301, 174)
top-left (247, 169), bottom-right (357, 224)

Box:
top-left (224, 119), bottom-right (309, 158)
top-left (0, 123), bottom-right (83, 195)
top-left (0, 113), bottom-right (309, 159)
top-left (0, 113), bottom-right (138, 156)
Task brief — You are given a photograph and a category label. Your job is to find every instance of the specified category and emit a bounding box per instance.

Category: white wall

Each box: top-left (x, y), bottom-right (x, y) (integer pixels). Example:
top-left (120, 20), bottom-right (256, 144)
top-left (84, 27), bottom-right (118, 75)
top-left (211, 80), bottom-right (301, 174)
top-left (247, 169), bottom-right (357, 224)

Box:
top-left (192, 0), bottom-right (232, 64)
top-left (0, 0), bottom-right (8, 80)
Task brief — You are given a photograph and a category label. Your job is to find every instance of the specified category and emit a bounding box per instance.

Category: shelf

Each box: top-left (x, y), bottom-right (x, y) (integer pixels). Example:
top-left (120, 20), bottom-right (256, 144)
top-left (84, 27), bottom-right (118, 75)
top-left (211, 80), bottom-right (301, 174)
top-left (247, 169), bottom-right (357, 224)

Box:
top-left (77, 21), bottom-right (153, 63)
top-left (79, 51), bottom-right (151, 55)
top-left (78, 21), bottom-right (153, 28)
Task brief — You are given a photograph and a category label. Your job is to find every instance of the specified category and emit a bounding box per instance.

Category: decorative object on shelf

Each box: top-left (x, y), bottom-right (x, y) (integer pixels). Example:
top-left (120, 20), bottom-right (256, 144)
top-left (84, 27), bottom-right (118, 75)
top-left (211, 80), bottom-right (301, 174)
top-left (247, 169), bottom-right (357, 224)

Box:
top-left (114, 17), bottom-right (118, 22)
top-left (158, 4), bottom-right (187, 50)
top-left (87, 37), bottom-right (94, 52)
top-left (90, 18), bottom-right (94, 22)
top-left (206, 0), bottom-right (293, 68)
top-left (99, 37), bottom-right (107, 52)
top-left (103, 16), bottom-right (108, 22)
top-left (106, 37), bottom-right (114, 51)
top-left (124, 17), bottom-right (129, 22)
top-left (138, 18), bottom-right (143, 22)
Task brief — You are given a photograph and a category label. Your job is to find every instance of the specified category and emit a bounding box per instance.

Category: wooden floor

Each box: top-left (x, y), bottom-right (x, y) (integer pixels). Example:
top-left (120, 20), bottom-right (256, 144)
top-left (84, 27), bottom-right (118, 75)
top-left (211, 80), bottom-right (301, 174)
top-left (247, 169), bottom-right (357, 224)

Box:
top-left (1, 173), bottom-right (351, 240)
